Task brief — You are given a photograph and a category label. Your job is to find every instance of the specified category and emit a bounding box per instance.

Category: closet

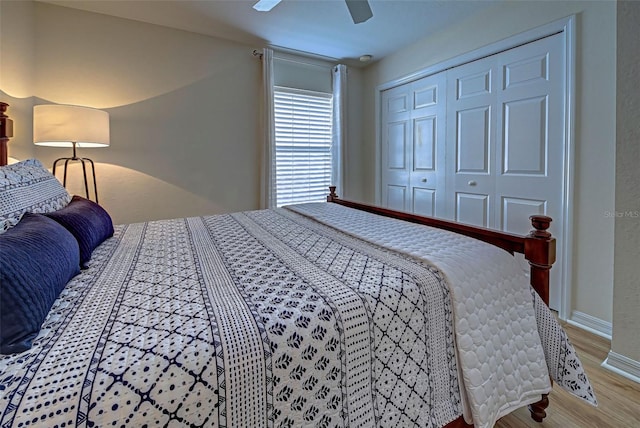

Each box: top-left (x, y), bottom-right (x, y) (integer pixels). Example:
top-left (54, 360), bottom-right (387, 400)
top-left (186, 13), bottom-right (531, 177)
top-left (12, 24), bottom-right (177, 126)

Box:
top-left (380, 32), bottom-right (566, 309)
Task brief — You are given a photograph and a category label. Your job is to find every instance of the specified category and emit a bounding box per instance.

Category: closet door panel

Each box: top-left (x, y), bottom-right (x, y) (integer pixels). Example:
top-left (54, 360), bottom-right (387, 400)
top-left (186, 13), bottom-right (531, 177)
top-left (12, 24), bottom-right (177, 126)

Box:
top-left (413, 187), bottom-right (436, 217)
top-left (456, 192), bottom-right (490, 227)
top-left (386, 184), bottom-right (407, 211)
top-left (501, 196), bottom-right (547, 235)
top-left (456, 106), bottom-right (491, 174)
top-left (413, 116), bottom-right (436, 171)
top-left (447, 57), bottom-right (498, 225)
top-left (414, 84), bottom-right (438, 108)
top-left (502, 96), bottom-right (548, 175)
top-left (409, 73), bottom-right (447, 217)
top-left (387, 121), bottom-right (408, 170)
top-left (381, 85), bottom-right (411, 211)
top-left (457, 69), bottom-right (492, 99)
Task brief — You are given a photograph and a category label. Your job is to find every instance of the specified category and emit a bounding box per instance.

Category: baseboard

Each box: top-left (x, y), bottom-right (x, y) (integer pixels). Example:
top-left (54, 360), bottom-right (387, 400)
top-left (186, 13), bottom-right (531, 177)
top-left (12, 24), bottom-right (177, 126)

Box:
top-left (602, 351), bottom-right (640, 384)
top-left (567, 310), bottom-right (612, 339)
top-left (568, 312), bottom-right (640, 384)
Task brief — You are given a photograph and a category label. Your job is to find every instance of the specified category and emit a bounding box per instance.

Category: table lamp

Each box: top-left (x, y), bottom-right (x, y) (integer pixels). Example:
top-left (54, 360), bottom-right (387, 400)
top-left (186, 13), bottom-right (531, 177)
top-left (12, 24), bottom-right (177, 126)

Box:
top-left (33, 104), bottom-right (110, 203)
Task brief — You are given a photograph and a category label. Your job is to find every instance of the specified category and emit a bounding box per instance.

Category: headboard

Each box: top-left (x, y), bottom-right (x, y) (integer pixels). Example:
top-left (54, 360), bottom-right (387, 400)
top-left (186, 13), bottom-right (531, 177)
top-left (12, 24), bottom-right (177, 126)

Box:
top-left (0, 102), bottom-right (13, 166)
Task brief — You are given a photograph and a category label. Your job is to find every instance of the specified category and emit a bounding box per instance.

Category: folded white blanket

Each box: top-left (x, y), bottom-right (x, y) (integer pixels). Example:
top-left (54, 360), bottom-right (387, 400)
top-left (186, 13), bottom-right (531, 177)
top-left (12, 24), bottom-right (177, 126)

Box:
top-left (288, 202), bottom-right (596, 427)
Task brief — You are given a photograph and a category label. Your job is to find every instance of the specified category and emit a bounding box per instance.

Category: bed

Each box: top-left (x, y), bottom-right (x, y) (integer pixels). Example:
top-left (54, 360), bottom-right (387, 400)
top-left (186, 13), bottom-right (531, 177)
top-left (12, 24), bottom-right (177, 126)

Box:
top-left (0, 104), bottom-right (595, 428)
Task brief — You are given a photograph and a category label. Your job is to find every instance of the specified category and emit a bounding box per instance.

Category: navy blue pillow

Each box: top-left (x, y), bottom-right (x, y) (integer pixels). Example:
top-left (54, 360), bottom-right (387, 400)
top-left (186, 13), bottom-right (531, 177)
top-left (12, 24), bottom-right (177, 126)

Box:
top-left (0, 213), bottom-right (80, 354)
top-left (45, 195), bottom-right (114, 267)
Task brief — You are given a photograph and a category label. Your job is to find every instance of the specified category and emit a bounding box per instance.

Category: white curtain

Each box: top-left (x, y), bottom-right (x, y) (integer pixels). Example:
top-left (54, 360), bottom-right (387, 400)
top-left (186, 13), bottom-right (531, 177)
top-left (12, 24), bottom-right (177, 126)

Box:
top-left (332, 64), bottom-right (347, 198)
top-left (260, 48), bottom-right (277, 209)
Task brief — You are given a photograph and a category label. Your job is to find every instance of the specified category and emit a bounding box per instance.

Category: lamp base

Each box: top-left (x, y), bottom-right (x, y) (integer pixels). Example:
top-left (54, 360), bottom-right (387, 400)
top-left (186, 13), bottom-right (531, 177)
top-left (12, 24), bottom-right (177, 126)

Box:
top-left (52, 155), bottom-right (99, 203)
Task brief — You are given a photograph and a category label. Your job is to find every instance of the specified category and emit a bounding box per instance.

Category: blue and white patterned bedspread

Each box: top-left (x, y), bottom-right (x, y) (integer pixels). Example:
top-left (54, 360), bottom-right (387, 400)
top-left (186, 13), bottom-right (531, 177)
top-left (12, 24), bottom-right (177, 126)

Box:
top-left (0, 206), bottom-right (594, 427)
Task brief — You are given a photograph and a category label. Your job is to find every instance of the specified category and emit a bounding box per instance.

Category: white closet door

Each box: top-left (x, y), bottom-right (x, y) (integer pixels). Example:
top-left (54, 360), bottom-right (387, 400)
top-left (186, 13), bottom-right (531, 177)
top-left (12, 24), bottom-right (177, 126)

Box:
top-left (380, 32), bottom-right (566, 309)
top-left (495, 34), bottom-right (565, 310)
top-left (381, 85), bottom-right (411, 211)
top-left (409, 73), bottom-right (447, 217)
top-left (445, 57), bottom-right (498, 227)
top-left (445, 33), bottom-right (565, 309)
top-left (381, 72), bottom-right (447, 214)
top-left (495, 34), bottom-right (564, 234)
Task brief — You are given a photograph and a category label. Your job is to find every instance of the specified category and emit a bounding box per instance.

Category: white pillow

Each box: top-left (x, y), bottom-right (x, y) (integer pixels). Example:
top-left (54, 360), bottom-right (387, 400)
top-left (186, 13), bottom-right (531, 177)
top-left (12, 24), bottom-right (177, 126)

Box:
top-left (0, 159), bottom-right (72, 233)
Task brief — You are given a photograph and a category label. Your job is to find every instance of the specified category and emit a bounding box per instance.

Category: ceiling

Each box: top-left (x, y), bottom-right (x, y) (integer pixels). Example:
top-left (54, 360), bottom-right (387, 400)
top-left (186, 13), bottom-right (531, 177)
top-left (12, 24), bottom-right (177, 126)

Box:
top-left (41, 0), bottom-right (500, 65)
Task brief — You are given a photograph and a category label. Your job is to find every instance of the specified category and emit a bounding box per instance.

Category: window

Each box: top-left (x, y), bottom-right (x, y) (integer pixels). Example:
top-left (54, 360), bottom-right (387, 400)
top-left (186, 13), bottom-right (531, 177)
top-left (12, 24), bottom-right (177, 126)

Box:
top-left (274, 87), bottom-right (333, 207)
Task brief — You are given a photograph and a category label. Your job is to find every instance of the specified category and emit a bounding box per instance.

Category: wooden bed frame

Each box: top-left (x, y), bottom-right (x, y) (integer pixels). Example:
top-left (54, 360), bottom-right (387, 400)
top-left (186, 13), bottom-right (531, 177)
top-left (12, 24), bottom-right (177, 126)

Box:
top-left (327, 189), bottom-right (556, 427)
top-left (0, 104), bottom-right (553, 427)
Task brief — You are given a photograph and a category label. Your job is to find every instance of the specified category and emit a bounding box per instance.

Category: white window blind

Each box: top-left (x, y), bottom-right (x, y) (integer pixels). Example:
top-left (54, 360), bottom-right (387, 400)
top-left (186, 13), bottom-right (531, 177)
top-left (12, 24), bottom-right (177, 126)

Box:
top-left (274, 87), bottom-right (333, 207)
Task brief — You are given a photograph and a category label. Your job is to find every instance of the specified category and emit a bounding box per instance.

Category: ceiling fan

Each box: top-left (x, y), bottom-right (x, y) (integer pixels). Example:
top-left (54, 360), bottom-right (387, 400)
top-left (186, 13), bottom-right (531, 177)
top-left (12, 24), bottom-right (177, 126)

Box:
top-left (253, 0), bottom-right (373, 24)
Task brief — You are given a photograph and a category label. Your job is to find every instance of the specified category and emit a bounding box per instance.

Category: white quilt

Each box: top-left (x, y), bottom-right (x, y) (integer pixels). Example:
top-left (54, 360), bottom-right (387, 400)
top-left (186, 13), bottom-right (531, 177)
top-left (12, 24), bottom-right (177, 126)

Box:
top-left (288, 202), bottom-right (597, 427)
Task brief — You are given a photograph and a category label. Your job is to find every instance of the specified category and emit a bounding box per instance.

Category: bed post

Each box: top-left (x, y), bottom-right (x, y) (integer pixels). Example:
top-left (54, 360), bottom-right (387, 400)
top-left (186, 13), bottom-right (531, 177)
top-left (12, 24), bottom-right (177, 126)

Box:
top-left (524, 215), bottom-right (555, 306)
top-left (524, 214), bottom-right (555, 423)
top-left (327, 186), bottom-right (338, 202)
top-left (0, 102), bottom-right (13, 166)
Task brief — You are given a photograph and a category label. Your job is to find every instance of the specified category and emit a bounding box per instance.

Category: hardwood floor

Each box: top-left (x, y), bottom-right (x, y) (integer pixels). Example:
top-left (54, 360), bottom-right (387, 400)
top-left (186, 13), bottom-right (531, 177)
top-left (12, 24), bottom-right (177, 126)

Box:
top-left (496, 321), bottom-right (640, 427)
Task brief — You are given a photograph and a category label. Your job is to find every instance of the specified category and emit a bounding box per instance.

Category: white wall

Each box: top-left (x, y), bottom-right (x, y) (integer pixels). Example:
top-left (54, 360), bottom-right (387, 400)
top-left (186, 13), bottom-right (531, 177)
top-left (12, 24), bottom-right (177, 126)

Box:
top-left (361, 1), bottom-right (617, 325)
top-left (612, 1), bottom-right (640, 364)
top-left (0, 0), bottom-right (36, 162)
top-left (0, 2), bottom-right (260, 223)
top-left (2, 2), bottom-right (263, 224)
top-left (0, 1), bottom-right (366, 224)
top-left (274, 54), bottom-right (332, 93)
top-left (34, 3), bottom-right (265, 225)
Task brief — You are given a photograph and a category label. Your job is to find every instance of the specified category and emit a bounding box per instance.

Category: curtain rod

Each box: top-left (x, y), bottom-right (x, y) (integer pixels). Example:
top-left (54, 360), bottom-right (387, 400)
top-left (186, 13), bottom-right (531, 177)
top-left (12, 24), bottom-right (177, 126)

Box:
top-left (252, 47), bottom-right (338, 68)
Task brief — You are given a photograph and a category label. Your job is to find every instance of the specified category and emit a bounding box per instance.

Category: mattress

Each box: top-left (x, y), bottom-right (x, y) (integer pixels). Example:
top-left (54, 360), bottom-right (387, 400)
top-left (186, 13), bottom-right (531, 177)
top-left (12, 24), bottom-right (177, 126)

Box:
top-left (0, 204), bottom-right (595, 427)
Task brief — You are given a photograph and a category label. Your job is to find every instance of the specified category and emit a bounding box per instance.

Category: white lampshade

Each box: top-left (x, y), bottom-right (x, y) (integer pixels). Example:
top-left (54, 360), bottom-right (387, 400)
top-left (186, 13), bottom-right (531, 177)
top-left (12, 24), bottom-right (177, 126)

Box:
top-left (33, 104), bottom-right (110, 148)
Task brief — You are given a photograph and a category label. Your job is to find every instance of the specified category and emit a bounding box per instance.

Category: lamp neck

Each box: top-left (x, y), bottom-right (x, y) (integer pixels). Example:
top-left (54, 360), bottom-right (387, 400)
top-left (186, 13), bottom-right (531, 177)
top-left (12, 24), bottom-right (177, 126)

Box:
top-left (71, 141), bottom-right (78, 159)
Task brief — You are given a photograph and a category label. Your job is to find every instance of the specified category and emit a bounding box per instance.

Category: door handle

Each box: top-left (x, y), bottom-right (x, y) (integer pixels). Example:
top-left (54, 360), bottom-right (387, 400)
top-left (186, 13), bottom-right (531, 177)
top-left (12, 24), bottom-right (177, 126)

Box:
top-left (468, 180), bottom-right (477, 186)
top-left (421, 178), bottom-right (427, 183)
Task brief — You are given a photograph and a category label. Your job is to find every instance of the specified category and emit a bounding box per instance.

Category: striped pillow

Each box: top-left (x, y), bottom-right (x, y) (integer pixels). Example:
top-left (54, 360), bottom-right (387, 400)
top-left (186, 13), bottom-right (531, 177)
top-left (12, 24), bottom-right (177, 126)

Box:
top-left (45, 195), bottom-right (114, 267)
top-left (0, 159), bottom-right (71, 234)
top-left (0, 213), bottom-right (80, 354)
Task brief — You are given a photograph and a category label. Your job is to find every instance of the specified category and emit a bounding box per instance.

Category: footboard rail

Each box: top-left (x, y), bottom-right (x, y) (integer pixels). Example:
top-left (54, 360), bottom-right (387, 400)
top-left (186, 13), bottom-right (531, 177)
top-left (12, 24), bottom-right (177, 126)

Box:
top-left (327, 187), bottom-right (555, 304)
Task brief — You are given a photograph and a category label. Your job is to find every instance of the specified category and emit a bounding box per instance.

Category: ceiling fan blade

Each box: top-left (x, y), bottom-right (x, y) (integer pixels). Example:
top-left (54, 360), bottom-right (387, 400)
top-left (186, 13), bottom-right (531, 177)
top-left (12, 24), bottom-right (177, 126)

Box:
top-left (345, 0), bottom-right (373, 24)
top-left (253, 0), bottom-right (282, 12)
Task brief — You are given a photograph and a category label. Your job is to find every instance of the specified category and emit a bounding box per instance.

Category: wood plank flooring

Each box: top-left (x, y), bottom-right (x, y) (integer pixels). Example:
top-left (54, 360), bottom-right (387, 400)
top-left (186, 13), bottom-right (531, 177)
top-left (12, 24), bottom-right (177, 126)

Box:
top-left (496, 321), bottom-right (640, 427)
